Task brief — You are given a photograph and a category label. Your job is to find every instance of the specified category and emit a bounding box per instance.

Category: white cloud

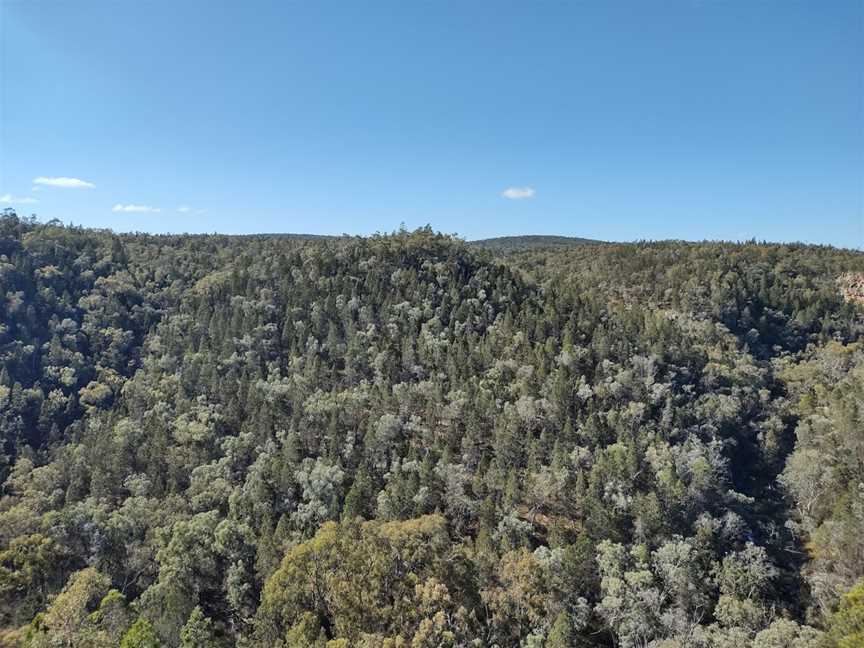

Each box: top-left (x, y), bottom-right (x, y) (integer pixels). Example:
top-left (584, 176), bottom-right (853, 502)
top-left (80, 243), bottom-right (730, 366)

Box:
top-left (112, 204), bottom-right (160, 213)
top-left (178, 205), bottom-right (206, 214)
top-left (0, 194), bottom-right (38, 204)
top-left (33, 176), bottom-right (95, 189)
top-left (501, 186), bottom-right (535, 200)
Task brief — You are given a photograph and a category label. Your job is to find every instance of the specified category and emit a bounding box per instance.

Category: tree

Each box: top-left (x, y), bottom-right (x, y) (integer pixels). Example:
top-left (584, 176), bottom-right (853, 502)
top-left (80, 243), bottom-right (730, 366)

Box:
top-left (826, 580), bottom-right (864, 648)
top-left (0, 533), bottom-right (65, 626)
top-left (26, 567), bottom-right (111, 647)
top-left (254, 515), bottom-right (476, 646)
top-left (751, 618), bottom-right (823, 648)
top-left (180, 606), bottom-right (219, 648)
top-left (712, 543), bottom-right (777, 632)
top-left (546, 611), bottom-right (575, 648)
top-left (120, 618), bottom-right (161, 648)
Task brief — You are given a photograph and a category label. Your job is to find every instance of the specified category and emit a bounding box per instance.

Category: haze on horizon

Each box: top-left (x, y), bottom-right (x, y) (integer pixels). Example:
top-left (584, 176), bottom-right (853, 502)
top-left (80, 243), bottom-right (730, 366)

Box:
top-left (0, 0), bottom-right (861, 247)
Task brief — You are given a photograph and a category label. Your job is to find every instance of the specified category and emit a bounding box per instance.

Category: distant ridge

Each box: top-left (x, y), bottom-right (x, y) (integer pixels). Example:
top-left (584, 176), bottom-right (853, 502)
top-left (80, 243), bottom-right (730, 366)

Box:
top-left (468, 234), bottom-right (601, 250)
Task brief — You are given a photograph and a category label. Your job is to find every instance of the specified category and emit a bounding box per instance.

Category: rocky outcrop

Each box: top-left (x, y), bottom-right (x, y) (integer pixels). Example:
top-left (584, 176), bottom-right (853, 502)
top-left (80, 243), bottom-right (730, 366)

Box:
top-left (839, 272), bottom-right (864, 304)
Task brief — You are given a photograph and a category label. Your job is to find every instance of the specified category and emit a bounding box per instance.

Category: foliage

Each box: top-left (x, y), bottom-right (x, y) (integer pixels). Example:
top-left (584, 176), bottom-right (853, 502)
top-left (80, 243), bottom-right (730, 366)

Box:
top-left (825, 580), bottom-right (864, 648)
top-left (1, 212), bottom-right (863, 646)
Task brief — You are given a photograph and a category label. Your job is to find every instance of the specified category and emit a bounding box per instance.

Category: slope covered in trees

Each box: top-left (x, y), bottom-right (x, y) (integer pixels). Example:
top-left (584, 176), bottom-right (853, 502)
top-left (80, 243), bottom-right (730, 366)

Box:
top-left (0, 212), bottom-right (863, 647)
top-left (468, 235), bottom-right (602, 250)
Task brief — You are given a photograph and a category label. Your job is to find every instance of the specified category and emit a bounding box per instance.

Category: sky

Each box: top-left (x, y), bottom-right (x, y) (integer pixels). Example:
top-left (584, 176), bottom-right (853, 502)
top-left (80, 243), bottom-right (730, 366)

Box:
top-left (0, 1), bottom-right (862, 246)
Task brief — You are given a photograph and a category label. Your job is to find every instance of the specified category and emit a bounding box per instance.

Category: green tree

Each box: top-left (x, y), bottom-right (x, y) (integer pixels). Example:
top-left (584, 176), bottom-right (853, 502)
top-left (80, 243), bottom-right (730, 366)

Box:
top-left (826, 580), bottom-right (864, 648)
top-left (180, 606), bottom-right (219, 648)
top-left (120, 618), bottom-right (161, 648)
top-left (546, 611), bottom-right (575, 648)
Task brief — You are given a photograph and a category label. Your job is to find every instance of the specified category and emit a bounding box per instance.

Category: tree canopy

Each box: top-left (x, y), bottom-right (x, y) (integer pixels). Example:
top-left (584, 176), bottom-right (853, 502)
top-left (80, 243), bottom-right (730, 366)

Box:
top-left (1, 211), bottom-right (863, 647)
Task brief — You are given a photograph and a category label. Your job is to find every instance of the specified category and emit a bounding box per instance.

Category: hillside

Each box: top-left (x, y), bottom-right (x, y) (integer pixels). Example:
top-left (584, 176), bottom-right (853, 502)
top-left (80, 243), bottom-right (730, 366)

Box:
top-left (1, 214), bottom-right (863, 647)
top-left (469, 234), bottom-right (602, 250)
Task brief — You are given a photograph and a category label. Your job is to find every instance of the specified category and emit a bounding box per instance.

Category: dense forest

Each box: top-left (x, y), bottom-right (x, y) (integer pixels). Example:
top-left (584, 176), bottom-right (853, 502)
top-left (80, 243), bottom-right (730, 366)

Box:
top-left (0, 211), bottom-right (863, 647)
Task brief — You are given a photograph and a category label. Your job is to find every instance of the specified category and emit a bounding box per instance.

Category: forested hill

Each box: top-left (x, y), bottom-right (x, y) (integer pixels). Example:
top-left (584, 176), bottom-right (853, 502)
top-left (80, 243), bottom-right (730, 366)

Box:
top-left (1, 212), bottom-right (864, 648)
top-left (469, 234), bottom-right (601, 250)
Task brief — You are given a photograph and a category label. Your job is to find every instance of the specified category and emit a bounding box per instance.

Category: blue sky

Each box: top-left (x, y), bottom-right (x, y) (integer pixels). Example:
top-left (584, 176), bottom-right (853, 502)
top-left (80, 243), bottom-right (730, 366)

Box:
top-left (1, 1), bottom-right (861, 246)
